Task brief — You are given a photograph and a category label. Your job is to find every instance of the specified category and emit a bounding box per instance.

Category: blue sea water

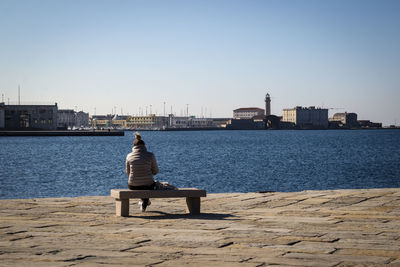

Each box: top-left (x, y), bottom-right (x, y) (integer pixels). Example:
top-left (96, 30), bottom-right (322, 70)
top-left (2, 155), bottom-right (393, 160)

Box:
top-left (0, 130), bottom-right (399, 199)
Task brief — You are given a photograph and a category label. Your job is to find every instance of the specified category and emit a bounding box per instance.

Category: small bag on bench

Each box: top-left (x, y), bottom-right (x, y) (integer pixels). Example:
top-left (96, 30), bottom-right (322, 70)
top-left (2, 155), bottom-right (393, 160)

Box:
top-left (154, 181), bottom-right (178, 190)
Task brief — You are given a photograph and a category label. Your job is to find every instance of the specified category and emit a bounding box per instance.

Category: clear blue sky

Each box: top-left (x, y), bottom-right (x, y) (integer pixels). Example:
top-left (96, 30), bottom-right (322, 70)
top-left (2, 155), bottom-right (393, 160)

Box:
top-left (0, 0), bottom-right (399, 125)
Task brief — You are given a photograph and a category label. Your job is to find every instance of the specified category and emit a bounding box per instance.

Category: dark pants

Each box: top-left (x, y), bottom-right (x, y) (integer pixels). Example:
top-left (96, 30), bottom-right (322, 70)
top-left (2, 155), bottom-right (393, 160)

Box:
top-left (128, 183), bottom-right (155, 205)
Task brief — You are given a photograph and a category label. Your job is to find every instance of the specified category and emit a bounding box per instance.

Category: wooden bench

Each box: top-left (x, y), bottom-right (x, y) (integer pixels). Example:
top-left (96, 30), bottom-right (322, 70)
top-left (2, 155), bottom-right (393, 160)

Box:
top-left (110, 188), bottom-right (207, 217)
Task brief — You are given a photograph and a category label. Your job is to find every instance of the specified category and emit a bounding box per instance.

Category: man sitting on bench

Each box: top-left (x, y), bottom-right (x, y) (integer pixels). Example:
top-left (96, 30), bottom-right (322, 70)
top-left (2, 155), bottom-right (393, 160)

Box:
top-left (126, 133), bottom-right (158, 212)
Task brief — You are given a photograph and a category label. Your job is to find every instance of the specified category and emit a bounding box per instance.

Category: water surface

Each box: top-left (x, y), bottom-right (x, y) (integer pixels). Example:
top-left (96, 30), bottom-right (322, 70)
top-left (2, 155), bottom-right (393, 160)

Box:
top-left (0, 130), bottom-right (399, 199)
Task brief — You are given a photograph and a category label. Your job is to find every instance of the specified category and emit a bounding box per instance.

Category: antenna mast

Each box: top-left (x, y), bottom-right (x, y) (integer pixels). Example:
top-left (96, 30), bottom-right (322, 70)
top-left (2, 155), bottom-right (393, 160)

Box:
top-left (163, 102), bottom-right (166, 116)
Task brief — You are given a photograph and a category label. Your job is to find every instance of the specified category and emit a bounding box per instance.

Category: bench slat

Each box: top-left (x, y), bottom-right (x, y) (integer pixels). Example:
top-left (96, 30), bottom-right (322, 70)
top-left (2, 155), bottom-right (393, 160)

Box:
top-left (111, 188), bottom-right (206, 199)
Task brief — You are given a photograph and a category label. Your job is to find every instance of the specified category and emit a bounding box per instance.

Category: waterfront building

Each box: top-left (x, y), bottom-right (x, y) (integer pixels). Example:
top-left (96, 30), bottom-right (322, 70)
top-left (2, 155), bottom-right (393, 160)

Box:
top-left (252, 115), bottom-right (265, 122)
top-left (226, 119), bottom-right (255, 130)
top-left (168, 115), bottom-right (189, 128)
top-left (265, 93), bottom-right (271, 116)
top-left (225, 114), bottom-right (265, 130)
top-left (358, 120), bottom-right (382, 128)
top-left (57, 109), bottom-right (75, 129)
top-left (233, 107), bottom-right (264, 119)
top-left (190, 117), bottom-right (213, 128)
top-left (58, 109), bottom-right (90, 129)
top-left (91, 114), bottom-right (129, 129)
top-left (226, 118), bottom-right (264, 130)
top-left (279, 120), bottom-right (296, 129)
top-left (211, 118), bottom-right (231, 128)
top-left (92, 115), bottom-right (112, 128)
top-left (252, 115), bottom-right (266, 129)
top-left (282, 106), bottom-right (328, 129)
top-left (0, 103), bottom-right (4, 128)
top-left (2, 103), bottom-right (58, 130)
top-left (329, 112), bottom-right (359, 128)
top-left (265, 115), bottom-right (281, 129)
top-left (167, 115), bottom-right (213, 128)
top-left (110, 115), bottom-right (128, 128)
top-left (126, 115), bottom-right (168, 129)
top-left (75, 111), bottom-right (90, 128)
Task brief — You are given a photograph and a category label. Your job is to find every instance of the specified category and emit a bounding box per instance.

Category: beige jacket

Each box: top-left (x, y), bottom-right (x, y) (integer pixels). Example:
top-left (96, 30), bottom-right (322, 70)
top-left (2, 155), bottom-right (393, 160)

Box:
top-left (126, 145), bottom-right (159, 186)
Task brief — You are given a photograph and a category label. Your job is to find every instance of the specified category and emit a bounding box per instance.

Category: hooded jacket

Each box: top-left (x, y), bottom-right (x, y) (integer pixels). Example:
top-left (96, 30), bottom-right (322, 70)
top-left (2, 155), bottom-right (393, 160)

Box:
top-left (126, 145), bottom-right (159, 186)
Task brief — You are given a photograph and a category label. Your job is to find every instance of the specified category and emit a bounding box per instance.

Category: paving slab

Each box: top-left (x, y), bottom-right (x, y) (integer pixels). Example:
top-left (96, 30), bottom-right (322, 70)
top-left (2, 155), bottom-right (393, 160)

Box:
top-left (0, 188), bottom-right (399, 266)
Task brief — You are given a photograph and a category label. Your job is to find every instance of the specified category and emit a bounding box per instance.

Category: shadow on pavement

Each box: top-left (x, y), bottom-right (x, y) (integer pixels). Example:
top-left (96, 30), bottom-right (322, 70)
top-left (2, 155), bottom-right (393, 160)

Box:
top-left (129, 211), bottom-right (237, 220)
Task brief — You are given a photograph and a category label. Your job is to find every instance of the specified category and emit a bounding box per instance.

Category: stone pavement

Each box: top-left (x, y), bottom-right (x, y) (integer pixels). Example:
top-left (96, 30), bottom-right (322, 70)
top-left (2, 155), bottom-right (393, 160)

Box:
top-left (1, 188), bottom-right (400, 266)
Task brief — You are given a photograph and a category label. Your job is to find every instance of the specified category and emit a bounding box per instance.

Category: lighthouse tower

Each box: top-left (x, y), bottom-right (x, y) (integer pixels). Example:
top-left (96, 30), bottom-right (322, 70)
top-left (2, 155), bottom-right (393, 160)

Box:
top-left (265, 93), bottom-right (271, 116)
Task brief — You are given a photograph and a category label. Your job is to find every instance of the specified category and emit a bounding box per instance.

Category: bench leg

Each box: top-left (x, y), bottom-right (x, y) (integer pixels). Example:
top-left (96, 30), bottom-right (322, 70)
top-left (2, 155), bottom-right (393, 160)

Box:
top-left (186, 197), bottom-right (201, 214)
top-left (116, 199), bottom-right (129, 217)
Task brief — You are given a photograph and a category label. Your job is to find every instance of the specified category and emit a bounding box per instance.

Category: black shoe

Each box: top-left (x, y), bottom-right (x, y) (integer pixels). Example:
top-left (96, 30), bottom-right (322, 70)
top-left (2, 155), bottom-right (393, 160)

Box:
top-left (138, 200), bottom-right (151, 212)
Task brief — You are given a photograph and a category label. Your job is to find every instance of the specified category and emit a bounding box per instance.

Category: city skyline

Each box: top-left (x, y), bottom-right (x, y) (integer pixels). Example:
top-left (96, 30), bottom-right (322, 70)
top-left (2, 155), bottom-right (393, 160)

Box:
top-left (0, 0), bottom-right (399, 125)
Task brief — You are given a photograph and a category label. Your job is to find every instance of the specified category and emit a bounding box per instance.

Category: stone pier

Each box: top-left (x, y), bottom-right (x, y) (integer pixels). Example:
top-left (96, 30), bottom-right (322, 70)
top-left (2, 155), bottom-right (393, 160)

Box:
top-left (1, 188), bottom-right (400, 266)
